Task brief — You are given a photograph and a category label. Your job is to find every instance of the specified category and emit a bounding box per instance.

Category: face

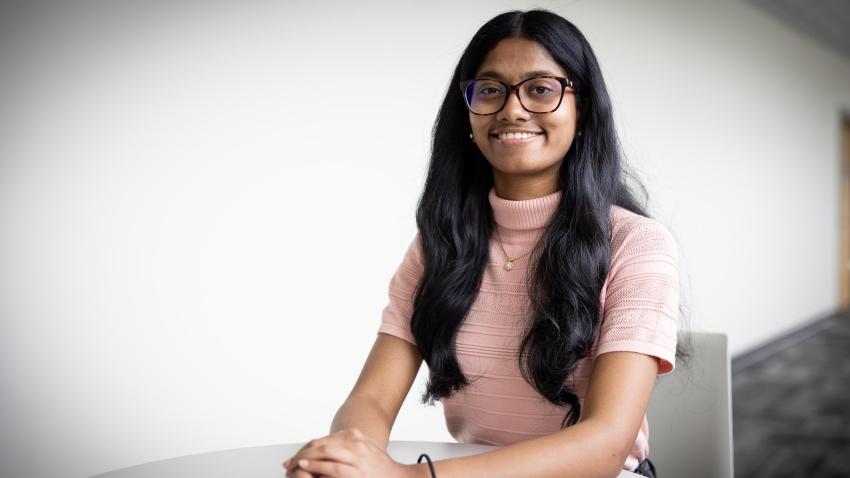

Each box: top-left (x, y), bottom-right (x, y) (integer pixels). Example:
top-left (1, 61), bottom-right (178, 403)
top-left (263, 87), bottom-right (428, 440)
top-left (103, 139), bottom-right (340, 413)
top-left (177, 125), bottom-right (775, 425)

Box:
top-left (468, 37), bottom-right (578, 193)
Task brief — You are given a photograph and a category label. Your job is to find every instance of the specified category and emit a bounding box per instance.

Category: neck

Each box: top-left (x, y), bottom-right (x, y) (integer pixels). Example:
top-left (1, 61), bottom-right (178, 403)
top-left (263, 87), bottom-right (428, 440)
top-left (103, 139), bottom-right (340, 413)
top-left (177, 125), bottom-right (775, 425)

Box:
top-left (492, 170), bottom-right (560, 200)
top-left (488, 186), bottom-right (562, 248)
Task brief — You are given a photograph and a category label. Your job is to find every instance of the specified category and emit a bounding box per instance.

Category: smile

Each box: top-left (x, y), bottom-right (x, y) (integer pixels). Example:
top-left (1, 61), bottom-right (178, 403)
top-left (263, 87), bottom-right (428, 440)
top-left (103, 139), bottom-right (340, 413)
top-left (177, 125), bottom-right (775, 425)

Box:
top-left (491, 132), bottom-right (543, 144)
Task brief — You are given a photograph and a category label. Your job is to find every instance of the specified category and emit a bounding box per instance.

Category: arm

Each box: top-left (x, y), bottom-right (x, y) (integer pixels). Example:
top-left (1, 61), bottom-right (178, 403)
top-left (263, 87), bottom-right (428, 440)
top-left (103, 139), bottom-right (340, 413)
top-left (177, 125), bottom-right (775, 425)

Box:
top-left (408, 351), bottom-right (658, 478)
top-left (329, 332), bottom-right (423, 449)
top-left (285, 234), bottom-right (427, 477)
top-left (292, 221), bottom-right (677, 477)
top-left (293, 350), bottom-right (658, 478)
top-left (283, 332), bottom-right (423, 477)
top-left (330, 234), bottom-right (426, 448)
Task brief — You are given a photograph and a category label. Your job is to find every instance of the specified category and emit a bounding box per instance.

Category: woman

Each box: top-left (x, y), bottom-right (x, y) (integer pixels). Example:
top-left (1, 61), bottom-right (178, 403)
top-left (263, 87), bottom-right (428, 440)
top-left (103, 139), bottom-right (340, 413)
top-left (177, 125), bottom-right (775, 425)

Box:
top-left (283, 9), bottom-right (680, 478)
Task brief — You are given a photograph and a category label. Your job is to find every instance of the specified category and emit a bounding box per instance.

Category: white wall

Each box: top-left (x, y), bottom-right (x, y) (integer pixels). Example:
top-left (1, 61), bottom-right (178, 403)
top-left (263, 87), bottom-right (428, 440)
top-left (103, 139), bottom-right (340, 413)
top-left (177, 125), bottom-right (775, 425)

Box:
top-left (1, 1), bottom-right (849, 477)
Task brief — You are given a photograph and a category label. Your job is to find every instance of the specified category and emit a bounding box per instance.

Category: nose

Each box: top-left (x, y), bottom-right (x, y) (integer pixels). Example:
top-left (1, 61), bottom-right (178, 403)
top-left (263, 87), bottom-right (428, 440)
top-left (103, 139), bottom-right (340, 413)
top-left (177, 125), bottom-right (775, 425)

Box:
top-left (496, 89), bottom-right (530, 121)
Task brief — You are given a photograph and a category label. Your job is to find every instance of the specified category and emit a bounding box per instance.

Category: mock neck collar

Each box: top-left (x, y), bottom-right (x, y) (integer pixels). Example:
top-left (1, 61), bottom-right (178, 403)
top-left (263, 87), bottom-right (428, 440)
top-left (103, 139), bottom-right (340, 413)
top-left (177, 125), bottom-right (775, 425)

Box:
top-left (488, 187), bottom-right (561, 246)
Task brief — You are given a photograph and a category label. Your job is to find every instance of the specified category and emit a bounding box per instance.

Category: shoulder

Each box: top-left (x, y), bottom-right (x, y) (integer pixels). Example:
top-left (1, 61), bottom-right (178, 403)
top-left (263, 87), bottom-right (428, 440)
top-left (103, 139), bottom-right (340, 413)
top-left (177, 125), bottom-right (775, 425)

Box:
top-left (408, 231), bottom-right (424, 260)
top-left (397, 231), bottom-right (425, 273)
top-left (608, 205), bottom-right (679, 263)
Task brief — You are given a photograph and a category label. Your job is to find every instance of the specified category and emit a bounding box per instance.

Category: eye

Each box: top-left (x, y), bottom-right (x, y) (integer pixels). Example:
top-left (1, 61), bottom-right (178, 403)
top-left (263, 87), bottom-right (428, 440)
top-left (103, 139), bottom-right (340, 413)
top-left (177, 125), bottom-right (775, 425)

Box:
top-left (524, 78), bottom-right (561, 97)
top-left (479, 87), bottom-right (501, 96)
top-left (472, 80), bottom-right (505, 98)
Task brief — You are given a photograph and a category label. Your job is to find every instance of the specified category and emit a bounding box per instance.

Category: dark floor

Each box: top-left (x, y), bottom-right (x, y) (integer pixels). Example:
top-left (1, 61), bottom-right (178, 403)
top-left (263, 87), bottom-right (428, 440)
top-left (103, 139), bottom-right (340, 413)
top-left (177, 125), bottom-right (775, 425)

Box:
top-left (733, 311), bottom-right (850, 478)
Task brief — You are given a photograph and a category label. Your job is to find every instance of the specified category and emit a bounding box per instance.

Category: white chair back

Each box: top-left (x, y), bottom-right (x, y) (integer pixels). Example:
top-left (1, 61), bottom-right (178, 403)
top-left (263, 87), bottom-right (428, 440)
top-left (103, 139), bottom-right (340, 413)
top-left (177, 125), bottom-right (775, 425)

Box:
top-left (646, 332), bottom-right (734, 478)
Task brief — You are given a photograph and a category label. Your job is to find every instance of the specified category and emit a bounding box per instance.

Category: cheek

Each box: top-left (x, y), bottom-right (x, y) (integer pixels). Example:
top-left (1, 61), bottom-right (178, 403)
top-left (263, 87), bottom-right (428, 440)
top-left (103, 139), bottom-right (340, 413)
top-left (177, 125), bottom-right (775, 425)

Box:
top-left (545, 117), bottom-right (576, 146)
top-left (469, 120), bottom-right (491, 147)
top-left (469, 117), bottom-right (487, 135)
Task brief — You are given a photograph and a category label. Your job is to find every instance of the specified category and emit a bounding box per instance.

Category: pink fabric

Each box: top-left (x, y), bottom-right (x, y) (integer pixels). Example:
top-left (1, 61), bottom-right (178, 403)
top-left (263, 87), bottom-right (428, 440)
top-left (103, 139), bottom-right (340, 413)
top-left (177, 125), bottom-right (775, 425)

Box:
top-left (378, 187), bottom-right (679, 472)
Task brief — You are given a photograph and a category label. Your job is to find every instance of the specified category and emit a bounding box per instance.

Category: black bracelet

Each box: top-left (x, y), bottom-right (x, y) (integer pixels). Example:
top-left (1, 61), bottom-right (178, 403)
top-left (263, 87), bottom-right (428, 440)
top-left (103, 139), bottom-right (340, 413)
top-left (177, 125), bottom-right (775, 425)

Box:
top-left (417, 453), bottom-right (436, 478)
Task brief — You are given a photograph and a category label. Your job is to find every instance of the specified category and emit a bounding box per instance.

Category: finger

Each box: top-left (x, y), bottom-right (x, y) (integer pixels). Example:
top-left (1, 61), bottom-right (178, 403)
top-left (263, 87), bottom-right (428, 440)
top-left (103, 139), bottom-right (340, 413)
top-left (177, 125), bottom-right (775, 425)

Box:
top-left (293, 469), bottom-right (315, 478)
top-left (297, 458), bottom-right (356, 478)
top-left (283, 439), bottom-right (324, 471)
top-left (285, 466), bottom-right (316, 478)
top-left (283, 431), bottom-right (366, 473)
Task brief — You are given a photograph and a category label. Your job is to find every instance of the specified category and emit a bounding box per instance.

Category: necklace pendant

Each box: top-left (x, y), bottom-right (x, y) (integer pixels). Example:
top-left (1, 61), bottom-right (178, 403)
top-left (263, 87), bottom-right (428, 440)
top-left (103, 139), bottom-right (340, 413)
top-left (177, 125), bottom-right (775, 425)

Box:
top-left (504, 259), bottom-right (514, 271)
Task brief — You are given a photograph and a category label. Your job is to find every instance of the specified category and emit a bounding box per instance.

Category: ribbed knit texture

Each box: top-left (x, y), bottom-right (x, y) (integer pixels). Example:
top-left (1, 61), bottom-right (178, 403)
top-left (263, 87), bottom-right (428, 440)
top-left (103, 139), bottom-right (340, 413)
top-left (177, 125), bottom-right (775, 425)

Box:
top-left (378, 186), bottom-right (680, 472)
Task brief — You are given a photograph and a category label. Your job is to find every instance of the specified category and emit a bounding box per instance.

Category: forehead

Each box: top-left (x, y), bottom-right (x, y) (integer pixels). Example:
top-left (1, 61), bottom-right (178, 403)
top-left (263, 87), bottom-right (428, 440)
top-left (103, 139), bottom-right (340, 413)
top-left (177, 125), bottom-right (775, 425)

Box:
top-left (475, 37), bottom-right (566, 81)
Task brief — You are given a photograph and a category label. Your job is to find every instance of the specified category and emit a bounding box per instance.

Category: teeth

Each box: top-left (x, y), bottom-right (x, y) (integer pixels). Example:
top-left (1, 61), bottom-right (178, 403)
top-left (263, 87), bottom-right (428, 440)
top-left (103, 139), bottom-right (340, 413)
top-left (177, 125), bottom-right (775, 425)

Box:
top-left (498, 132), bottom-right (541, 140)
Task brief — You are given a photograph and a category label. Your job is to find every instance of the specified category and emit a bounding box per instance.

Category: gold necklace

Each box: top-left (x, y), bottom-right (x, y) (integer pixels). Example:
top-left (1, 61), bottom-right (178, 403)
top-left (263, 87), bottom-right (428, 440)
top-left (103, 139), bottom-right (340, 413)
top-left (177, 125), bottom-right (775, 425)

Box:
top-left (494, 226), bottom-right (531, 271)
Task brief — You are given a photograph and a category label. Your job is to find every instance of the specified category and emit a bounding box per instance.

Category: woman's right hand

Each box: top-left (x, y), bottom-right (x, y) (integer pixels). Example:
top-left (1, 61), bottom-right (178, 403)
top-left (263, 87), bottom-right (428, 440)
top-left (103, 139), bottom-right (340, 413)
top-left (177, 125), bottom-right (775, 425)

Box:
top-left (282, 440), bottom-right (320, 478)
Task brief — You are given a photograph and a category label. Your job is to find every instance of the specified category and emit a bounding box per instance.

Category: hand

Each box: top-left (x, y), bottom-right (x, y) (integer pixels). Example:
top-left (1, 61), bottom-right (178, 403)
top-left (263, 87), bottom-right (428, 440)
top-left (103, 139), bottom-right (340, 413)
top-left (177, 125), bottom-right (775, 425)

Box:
top-left (282, 428), bottom-right (420, 478)
top-left (282, 439), bottom-right (321, 478)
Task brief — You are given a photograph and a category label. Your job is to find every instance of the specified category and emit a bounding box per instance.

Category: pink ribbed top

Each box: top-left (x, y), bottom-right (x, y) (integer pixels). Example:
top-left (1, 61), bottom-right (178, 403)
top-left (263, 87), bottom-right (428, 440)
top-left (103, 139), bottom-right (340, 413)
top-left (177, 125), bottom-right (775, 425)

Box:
top-left (378, 187), bottom-right (679, 472)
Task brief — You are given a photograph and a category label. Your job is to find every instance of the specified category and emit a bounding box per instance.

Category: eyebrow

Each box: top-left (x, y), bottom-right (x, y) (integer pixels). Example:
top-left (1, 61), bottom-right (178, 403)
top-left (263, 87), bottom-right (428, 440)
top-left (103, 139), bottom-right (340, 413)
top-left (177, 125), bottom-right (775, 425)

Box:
top-left (475, 69), bottom-right (561, 80)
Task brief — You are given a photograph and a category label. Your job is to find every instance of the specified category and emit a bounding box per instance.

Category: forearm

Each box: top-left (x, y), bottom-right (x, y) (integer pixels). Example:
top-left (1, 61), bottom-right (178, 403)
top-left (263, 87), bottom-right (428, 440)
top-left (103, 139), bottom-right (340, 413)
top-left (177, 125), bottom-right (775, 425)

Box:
top-left (329, 394), bottom-right (393, 449)
top-left (410, 420), bottom-right (628, 478)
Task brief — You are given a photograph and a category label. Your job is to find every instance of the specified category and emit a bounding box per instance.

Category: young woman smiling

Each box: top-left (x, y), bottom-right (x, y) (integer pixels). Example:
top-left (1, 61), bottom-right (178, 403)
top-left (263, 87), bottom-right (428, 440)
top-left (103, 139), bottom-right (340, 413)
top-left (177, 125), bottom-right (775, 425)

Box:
top-left (283, 9), bottom-right (681, 478)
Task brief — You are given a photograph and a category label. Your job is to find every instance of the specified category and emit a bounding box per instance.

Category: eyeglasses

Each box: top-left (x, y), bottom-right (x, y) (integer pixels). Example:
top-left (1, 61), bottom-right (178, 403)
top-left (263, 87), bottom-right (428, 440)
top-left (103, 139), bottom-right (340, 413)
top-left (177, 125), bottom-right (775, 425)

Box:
top-left (459, 75), bottom-right (575, 115)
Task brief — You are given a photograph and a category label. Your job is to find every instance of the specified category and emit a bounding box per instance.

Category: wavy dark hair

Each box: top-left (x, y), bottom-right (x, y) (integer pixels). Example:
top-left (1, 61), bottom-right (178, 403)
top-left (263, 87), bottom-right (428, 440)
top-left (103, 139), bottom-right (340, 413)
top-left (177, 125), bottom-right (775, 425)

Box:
top-left (409, 9), bottom-right (670, 428)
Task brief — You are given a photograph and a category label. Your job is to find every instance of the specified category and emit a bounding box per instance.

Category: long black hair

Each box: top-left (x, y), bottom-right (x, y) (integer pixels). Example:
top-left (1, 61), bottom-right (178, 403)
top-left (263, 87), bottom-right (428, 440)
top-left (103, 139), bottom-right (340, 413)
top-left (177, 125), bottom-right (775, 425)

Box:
top-left (409, 9), bottom-right (656, 428)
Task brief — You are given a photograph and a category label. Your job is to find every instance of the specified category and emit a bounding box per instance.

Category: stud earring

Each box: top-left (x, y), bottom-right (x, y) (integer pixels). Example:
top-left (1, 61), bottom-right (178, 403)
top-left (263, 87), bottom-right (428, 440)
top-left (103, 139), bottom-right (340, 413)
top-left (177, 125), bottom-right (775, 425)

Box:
top-left (577, 130), bottom-right (583, 136)
top-left (469, 132), bottom-right (474, 141)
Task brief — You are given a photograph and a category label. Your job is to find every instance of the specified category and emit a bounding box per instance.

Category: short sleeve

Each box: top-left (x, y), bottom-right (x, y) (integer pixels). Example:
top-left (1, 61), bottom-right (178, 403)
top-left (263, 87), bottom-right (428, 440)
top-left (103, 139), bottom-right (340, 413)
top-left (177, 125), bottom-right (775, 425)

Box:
top-left (595, 218), bottom-right (680, 375)
top-left (377, 233), bottom-right (425, 347)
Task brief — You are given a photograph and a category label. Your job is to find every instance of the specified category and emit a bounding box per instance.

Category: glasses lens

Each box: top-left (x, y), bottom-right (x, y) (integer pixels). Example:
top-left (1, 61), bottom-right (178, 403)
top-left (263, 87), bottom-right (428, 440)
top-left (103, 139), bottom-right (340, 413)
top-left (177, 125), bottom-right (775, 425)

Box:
top-left (463, 77), bottom-right (565, 114)
top-left (464, 80), bottom-right (505, 115)
top-left (519, 77), bottom-right (563, 113)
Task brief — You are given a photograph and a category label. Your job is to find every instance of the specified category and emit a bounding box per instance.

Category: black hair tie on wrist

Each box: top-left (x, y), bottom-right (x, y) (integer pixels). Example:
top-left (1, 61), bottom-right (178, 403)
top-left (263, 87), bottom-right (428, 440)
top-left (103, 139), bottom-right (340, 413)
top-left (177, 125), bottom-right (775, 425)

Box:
top-left (417, 453), bottom-right (436, 478)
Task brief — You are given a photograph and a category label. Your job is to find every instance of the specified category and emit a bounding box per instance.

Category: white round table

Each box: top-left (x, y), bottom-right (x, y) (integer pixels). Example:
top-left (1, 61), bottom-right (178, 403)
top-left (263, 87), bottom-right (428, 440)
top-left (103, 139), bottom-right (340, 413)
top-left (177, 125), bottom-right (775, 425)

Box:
top-left (92, 441), bottom-right (642, 477)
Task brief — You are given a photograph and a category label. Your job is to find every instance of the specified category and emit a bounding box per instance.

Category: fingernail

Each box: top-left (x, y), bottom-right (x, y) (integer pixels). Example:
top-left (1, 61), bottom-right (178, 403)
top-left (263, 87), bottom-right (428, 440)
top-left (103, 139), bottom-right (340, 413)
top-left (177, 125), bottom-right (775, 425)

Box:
top-left (299, 459), bottom-right (309, 467)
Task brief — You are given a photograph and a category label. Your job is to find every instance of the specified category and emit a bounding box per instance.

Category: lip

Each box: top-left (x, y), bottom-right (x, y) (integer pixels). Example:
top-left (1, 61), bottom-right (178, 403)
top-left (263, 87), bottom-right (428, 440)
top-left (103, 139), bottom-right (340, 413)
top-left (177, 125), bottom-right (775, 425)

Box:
top-left (490, 132), bottom-right (544, 145)
top-left (490, 128), bottom-right (544, 134)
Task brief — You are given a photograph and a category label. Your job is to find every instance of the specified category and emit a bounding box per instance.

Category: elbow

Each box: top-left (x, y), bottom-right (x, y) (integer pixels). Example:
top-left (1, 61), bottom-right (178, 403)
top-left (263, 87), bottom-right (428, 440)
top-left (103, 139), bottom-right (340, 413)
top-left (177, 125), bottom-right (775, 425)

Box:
top-left (594, 451), bottom-right (631, 478)
top-left (594, 453), bottom-right (629, 478)
top-left (570, 418), bottom-right (641, 477)
top-left (593, 428), bottom-right (638, 478)
top-left (607, 453), bottom-right (632, 478)
top-left (612, 434), bottom-right (639, 476)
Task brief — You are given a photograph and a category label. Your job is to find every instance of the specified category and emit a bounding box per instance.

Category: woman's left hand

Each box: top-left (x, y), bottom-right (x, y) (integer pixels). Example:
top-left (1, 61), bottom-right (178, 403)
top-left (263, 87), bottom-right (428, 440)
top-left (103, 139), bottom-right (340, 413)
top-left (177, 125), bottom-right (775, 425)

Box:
top-left (282, 428), bottom-right (421, 478)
